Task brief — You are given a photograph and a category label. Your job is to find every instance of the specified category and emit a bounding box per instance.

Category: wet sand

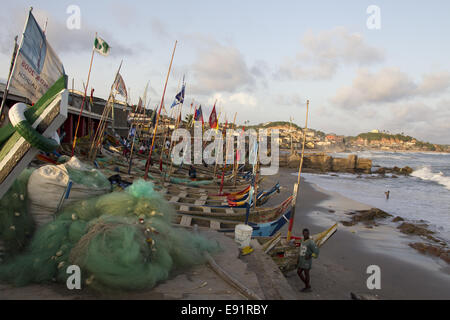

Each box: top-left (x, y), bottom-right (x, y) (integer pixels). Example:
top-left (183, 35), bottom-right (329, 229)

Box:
top-left (262, 168), bottom-right (450, 300)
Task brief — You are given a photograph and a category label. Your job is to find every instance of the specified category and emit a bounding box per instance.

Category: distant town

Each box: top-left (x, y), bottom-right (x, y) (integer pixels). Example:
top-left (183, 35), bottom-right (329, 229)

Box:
top-left (240, 121), bottom-right (450, 153)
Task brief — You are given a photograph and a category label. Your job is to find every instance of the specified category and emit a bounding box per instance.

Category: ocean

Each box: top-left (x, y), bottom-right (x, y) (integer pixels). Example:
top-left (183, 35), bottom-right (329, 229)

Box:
top-left (299, 151), bottom-right (450, 243)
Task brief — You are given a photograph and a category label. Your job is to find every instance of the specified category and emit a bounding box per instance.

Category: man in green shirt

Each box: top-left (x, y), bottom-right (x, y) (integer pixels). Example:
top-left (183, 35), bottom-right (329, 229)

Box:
top-left (297, 228), bottom-right (319, 292)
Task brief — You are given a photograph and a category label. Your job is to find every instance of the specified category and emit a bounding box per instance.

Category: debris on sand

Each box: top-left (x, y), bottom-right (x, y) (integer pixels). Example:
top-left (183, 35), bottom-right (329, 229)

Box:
top-left (341, 208), bottom-right (392, 227)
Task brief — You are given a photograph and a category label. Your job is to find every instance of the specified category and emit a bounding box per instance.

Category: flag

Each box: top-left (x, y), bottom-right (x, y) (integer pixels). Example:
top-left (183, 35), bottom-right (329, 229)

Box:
top-left (136, 97), bottom-right (143, 113)
top-left (194, 105), bottom-right (203, 124)
top-left (113, 73), bottom-right (127, 100)
top-left (94, 35), bottom-right (110, 56)
top-left (89, 88), bottom-right (94, 106)
top-left (209, 103), bottom-right (218, 129)
top-left (150, 105), bottom-right (158, 127)
top-left (9, 10), bottom-right (65, 104)
top-left (171, 81), bottom-right (185, 108)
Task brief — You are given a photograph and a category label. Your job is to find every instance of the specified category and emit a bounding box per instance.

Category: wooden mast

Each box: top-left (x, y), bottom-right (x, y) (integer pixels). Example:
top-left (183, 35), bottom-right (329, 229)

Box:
top-left (144, 40), bottom-right (177, 180)
top-left (72, 34), bottom-right (97, 156)
top-left (286, 100), bottom-right (309, 242)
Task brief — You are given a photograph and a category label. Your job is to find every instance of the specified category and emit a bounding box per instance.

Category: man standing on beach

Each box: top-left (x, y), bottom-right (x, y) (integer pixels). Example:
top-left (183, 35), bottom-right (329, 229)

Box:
top-left (297, 228), bottom-right (319, 293)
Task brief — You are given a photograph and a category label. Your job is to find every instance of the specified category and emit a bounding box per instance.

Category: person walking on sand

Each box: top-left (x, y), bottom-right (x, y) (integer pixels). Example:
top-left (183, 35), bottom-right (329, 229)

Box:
top-left (385, 190), bottom-right (390, 200)
top-left (297, 228), bottom-right (319, 293)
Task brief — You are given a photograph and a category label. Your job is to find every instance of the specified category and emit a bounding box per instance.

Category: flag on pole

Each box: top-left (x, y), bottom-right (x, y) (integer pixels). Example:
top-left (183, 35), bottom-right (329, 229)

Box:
top-left (136, 97), bottom-right (142, 113)
top-left (89, 88), bottom-right (95, 106)
top-left (94, 35), bottom-right (110, 56)
top-left (209, 102), bottom-right (218, 129)
top-left (171, 76), bottom-right (185, 108)
top-left (113, 72), bottom-right (127, 100)
top-left (194, 105), bottom-right (203, 124)
top-left (170, 83), bottom-right (185, 108)
top-left (9, 10), bottom-right (65, 104)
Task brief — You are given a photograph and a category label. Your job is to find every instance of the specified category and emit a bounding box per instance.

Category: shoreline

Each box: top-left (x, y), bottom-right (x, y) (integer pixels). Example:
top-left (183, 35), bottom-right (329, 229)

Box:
top-left (262, 168), bottom-right (450, 300)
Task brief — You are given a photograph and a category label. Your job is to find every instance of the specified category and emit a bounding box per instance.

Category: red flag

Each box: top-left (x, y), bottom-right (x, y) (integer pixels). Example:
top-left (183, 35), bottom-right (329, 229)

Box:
top-left (209, 102), bottom-right (218, 129)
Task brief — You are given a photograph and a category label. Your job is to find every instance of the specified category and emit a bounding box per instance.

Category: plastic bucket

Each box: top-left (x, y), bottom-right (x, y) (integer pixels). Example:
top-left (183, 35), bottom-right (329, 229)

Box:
top-left (234, 224), bottom-right (253, 248)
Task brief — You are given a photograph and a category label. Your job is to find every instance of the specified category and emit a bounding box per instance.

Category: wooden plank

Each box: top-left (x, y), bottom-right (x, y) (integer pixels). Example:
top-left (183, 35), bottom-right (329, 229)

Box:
top-left (179, 191), bottom-right (188, 198)
top-left (209, 220), bottom-right (220, 230)
top-left (264, 237), bottom-right (282, 254)
top-left (180, 215), bottom-right (192, 227)
top-left (179, 205), bottom-right (189, 212)
top-left (194, 200), bottom-right (206, 205)
top-left (210, 220), bottom-right (221, 230)
top-left (202, 206), bottom-right (211, 213)
top-left (169, 196), bottom-right (180, 203)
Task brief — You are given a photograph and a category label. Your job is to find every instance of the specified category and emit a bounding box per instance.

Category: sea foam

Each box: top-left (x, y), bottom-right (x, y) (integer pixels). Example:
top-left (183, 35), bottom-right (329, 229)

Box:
top-left (411, 166), bottom-right (450, 191)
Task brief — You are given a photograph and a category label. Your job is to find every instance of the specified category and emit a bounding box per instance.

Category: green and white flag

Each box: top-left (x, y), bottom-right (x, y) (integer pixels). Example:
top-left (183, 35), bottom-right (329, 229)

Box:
top-left (93, 35), bottom-right (110, 56)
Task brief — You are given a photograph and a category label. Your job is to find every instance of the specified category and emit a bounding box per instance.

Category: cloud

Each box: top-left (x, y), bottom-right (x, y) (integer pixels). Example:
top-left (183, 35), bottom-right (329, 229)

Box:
top-left (0, 7), bottom-right (136, 57)
top-left (275, 27), bottom-right (384, 81)
top-left (380, 100), bottom-right (450, 144)
top-left (189, 42), bottom-right (255, 95)
top-left (150, 17), bottom-right (172, 40)
top-left (207, 92), bottom-right (257, 108)
top-left (331, 68), bottom-right (450, 108)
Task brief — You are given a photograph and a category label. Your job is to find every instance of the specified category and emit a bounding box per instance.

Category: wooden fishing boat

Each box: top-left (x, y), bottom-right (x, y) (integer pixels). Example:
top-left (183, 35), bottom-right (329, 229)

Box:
top-left (171, 196), bottom-right (293, 223)
top-left (173, 208), bottom-right (292, 238)
top-left (159, 182), bottom-right (280, 208)
top-left (258, 223), bottom-right (338, 273)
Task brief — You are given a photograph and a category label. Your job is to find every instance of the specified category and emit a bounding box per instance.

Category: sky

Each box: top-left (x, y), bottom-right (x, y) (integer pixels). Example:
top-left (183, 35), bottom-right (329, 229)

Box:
top-left (1, 0), bottom-right (449, 144)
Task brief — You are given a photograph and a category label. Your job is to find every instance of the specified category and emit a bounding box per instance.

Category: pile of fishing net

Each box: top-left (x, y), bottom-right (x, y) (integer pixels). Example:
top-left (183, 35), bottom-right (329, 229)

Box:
top-left (27, 156), bottom-right (111, 227)
top-left (0, 179), bottom-right (220, 292)
top-left (0, 169), bottom-right (35, 262)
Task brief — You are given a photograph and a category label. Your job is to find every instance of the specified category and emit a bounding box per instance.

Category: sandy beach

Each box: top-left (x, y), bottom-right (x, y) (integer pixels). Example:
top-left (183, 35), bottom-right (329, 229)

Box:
top-left (262, 168), bottom-right (450, 300)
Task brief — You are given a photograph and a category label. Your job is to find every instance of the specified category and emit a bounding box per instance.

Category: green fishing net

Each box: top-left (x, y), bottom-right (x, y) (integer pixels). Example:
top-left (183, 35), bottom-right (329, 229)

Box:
top-left (0, 179), bottom-right (220, 292)
top-left (65, 165), bottom-right (111, 189)
top-left (0, 169), bottom-right (35, 260)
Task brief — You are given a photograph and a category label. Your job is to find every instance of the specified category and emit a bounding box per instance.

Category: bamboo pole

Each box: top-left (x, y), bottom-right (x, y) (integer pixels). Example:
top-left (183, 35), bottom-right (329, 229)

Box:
top-left (88, 61), bottom-right (122, 160)
top-left (144, 40), bottom-right (177, 180)
top-left (0, 35), bottom-right (19, 125)
top-left (72, 44), bottom-right (95, 156)
top-left (286, 100), bottom-right (309, 242)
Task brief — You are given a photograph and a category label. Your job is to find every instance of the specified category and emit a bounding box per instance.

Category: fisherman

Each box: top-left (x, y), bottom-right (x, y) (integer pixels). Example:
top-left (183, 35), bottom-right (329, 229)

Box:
top-left (385, 190), bottom-right (390, 199)
top-left (188, 165), bottom-right (197, 179)
top-left (297, 228), bottom-right (319, 293)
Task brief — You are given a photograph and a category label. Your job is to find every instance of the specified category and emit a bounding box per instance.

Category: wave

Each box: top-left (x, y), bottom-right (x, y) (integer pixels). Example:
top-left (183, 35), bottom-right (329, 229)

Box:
top-left (411, 166), bottom-right (450, 191)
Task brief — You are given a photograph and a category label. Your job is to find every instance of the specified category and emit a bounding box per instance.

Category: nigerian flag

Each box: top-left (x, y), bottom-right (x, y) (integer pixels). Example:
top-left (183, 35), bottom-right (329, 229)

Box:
top-left (94, 35), bottom-right (110, 56)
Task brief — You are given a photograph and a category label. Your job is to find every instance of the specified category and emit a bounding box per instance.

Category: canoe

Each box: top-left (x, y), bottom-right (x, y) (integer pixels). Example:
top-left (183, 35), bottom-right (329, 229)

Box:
top-left (259, 223), bottom-right (338, 273)
top-left (174, 209), bottom-right (292, 238)
top-left (160, 182), bottom-right (280, 208)
top-left (171, 196), bottom-right (293, 223)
